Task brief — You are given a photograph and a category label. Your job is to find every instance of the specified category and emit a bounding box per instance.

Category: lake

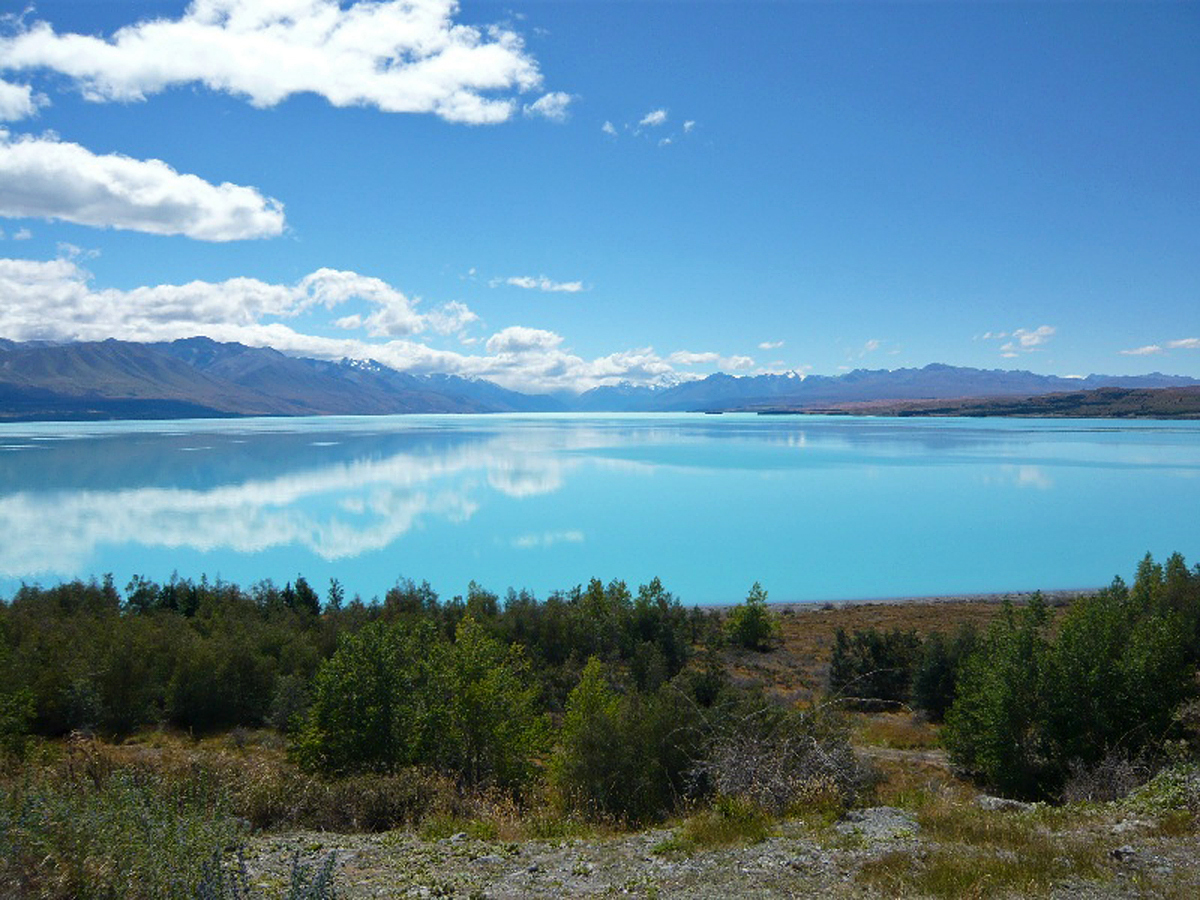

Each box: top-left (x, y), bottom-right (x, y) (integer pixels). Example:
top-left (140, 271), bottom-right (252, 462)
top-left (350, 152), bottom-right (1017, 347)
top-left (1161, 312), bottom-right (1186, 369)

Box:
top-left (1, 413), bottom-right (1197, 605)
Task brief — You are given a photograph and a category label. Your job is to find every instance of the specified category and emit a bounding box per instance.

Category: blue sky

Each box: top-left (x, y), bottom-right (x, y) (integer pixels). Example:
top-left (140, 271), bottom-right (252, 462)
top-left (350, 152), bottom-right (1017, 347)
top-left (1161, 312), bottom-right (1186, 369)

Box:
top-left (0, 0), bottom-right (1196, 393)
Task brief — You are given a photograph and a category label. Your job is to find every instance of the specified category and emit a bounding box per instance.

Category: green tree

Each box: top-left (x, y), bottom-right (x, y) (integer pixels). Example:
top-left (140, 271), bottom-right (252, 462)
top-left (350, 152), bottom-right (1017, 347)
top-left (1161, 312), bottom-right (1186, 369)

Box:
top-left (438, 616), bottom-right (546, 789)
top-left (295, 620), bottom-right (443, 774)
top-left (551, 658), bottom-right (704, 822)
top-left (828, 626), bottom-right (922, 708)
top-left (724, 582), bottom-right (780, 651)
top-left (943, 596), bottom-right (1052, 799)
top-left (911, 624), bottom-right (979, 722)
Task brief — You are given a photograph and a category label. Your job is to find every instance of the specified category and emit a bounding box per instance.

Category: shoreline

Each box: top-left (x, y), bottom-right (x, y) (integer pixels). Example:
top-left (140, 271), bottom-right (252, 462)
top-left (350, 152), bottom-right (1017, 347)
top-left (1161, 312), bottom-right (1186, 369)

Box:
top-left (755, 587), bottom-right (1097, 614)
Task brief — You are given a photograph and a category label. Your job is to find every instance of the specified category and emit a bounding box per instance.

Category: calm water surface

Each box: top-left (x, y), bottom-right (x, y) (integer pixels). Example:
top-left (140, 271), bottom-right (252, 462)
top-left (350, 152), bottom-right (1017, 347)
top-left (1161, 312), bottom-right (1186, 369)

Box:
top-left (1, 413), bottom-right (1197, 604)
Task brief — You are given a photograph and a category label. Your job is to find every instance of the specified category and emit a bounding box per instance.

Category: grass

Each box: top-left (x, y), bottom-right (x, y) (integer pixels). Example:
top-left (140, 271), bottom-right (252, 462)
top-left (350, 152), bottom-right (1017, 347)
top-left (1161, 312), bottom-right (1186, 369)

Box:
top-left (855, 711), bottom-right (940, 750)
top-left (653, 795), bottom-right (773, 854)
top-left (0, 757), bottom-right (243, 898)
top-left (857, 795), bottom-right (1112, 898)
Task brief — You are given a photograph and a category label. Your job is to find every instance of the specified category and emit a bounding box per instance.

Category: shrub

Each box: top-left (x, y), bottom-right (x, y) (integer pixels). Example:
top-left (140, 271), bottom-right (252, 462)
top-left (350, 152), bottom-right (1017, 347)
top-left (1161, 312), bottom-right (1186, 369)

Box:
top-left (0, 761), bottom-right (241, 898)
top-left (690, 702), bottom-right (866, 814)
top-left (828, 626), bottom-right (922, 709)
top-left (724, 583), bottom-right (780, 651)
top-left (294, 620), bottom-right (434, 774)
top-left (550, 658), bottom-right (704, 823)
top-left (911, 624), bottom-right (979, 722)
top-left (297, 617), bottom-right (545, 789)
top-left (942, 596), bottom-right (1054, 799)
top-left (664, 795), bottom-right (772, 851)
top-left (945, 566), bottom-right (1200, 799)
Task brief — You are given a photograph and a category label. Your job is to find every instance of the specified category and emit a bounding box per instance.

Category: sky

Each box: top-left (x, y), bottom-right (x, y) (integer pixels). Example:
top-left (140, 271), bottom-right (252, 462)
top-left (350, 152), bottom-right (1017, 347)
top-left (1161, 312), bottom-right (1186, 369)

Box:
top-left (0, 0), bottom-right (1197, 394)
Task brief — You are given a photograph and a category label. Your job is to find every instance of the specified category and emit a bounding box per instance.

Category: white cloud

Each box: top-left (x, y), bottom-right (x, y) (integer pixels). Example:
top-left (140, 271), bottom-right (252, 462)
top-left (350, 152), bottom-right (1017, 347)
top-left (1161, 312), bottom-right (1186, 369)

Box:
top-left (639, 108), bottom-right (667, 127)
top-left (1120, 337), bottom-right (1200, 356)
top-left (0, 78), bottom-right (43, 121)
top-left (758, 340), bottom-right (784, 350)
top-left (0, 256), bottom-right (428, 341)
top-left (0, 0), bottom-right (548, 125)
top-left (498, 274), bottom-right (584, 293)
top-left (511, 529), bottom-right (584, 549)
top-left (424, 300), bottom-right (478, 336)
top-left (668, 350), bottom-right (719, 366)
top-left (0, 130), bottom-right (285, 240)
top-left (998, 324), bottom-right (1055, 357)
top-left (683, 120), bottom-right (695, 132)
top-left (601, 120), bottom-right (616, 137)
top-left (485, 325), bottom-right (563, 354)
top-left (523, 91), bottom-right (572, 122)
top-left (0, 253), bottom-right (751, 394)
top-left (1013, 325), bottom-right (1055, 348)
top-left (668, 350), bottom-right (753, 371)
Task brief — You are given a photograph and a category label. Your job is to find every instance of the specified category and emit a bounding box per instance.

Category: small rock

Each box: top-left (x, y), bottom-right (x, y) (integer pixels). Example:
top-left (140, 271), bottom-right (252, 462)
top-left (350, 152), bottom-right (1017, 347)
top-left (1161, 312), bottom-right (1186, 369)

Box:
top-left (975, 794), bottom-right (1034, 813)
top-left (448, 832), bottom-right (468, 843)
top-left (835, 807), bottom-right (918, 842)
top-left (472, 854), bottom-right (504, 866)
top-left (1110, 845), bottom-right (1138, 862)
top-left (1110, 818), bottom-right (1150, 834)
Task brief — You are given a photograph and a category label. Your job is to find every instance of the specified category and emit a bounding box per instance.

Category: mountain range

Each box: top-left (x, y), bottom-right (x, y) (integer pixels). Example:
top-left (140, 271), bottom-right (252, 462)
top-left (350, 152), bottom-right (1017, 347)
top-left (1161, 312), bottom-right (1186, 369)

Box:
top-left (0, 337), bottom-right (1197, 421)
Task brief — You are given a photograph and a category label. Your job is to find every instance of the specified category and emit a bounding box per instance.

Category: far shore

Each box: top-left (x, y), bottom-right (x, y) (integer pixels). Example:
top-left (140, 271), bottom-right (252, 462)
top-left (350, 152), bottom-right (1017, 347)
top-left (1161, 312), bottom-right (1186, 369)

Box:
top-left (749, 587), bottom-right (1098, 614)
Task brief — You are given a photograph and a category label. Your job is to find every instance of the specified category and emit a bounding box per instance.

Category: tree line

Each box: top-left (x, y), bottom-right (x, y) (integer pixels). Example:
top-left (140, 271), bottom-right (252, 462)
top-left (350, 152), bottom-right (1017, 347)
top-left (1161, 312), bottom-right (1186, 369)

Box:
top-left (827, 551), bottom-right (1200, 799)
top-left (2, 571), bottom-right (854, 822)
top-left (3, 551), bottom-right (1198, 811)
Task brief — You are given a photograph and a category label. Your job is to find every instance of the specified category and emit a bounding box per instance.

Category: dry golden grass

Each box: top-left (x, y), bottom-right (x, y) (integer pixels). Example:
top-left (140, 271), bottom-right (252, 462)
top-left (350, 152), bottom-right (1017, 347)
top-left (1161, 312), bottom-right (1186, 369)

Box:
top-left (723, 599), bottom-right (1021, 704)
top-left (855, 712), bottom-right (940, 750)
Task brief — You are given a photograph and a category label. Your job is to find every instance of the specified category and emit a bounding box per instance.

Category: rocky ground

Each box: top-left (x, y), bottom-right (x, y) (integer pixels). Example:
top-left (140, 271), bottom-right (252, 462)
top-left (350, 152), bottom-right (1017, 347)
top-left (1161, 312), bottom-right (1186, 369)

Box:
top-left (242, 783), bottom-right (1200, 898)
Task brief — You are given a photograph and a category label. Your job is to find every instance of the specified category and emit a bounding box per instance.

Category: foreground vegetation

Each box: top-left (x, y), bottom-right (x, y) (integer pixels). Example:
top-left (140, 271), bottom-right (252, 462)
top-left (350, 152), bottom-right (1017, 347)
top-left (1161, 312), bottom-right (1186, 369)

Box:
top-left (1, 554), bottom-right (1198, 897)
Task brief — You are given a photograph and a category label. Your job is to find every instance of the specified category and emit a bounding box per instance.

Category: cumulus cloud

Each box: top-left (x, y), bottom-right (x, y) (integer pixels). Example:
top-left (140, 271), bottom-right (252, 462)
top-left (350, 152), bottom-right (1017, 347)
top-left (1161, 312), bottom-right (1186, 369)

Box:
top-left (523, 91), bottom-right (572, 122)
top-left (668, 350), bottom-right (754, 370)
top-left (497, 274), bottom-right (584, 293)
top-left (0, 256), bottom-right (427, 341)
top-left (667, 351), bottom-right (718, 366)
top-left (758, 340), bottom-right (784, 350)
top-left (1011, 326), bottom-right (1055, 348)
top-left (0, 79), bottom-right (43, 121)
top-left (0, 254), bottom-right (755, 394)
top-left (1119, 344), bottom-right (1163, 356)
top-left (0, 130), bottom-right (285, 240)
top-left (683, 120), bottom-right (695, 132)
top-left (0, 0), bottom-right (548, 125)
top-left (601, 120), bottom-right (617, 137)
top-left (1168, 338), bottom-right (1200, 350)
top-left (424, 300), bottom-right (478, 336)
top-left (988, 324), bottom-right (1055, 357)
top-left (639, 108), bottom-right (667, 127)
top-left (485, 325), bottom-right (563, 355)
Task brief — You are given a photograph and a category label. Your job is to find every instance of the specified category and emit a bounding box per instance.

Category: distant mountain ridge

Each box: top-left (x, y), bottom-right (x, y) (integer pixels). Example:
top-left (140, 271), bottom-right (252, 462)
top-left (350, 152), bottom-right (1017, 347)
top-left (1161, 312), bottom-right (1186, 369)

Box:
top-left (601, 363), bottom-right (1200, 412)
top-left (0, 337), bottom-right (565, 420)
top-left (0, 337), bottom-right (1196, 421)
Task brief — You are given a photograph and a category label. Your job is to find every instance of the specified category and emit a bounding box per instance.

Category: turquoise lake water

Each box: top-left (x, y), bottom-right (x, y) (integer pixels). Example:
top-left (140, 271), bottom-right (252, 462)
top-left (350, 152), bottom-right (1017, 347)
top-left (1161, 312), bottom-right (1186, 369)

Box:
top-left (1, 413), bottom-right (1197, 605)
